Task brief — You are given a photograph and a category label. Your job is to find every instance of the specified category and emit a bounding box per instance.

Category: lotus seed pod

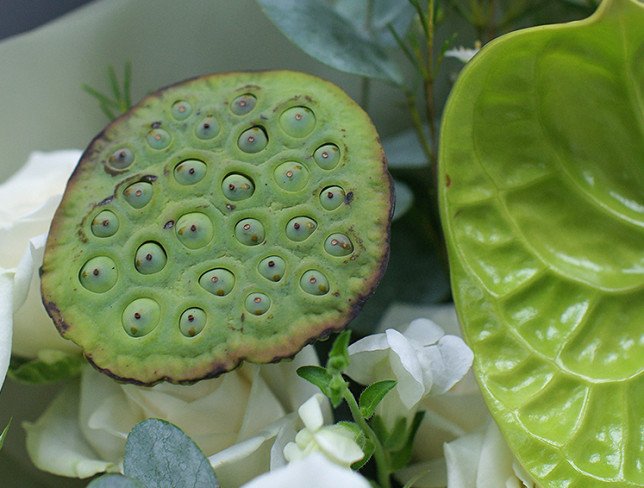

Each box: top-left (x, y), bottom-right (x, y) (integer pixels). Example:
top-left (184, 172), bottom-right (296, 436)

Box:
top-left (222, 174), bottom-right (255, 201)
top-left (91, 210), bottom-right (119, 237)
top-left (231, 94), bottom-right (257, 115)
top-left (174, 159), bottom-right (207, 185)
top-left (176, 212), bottom-right (214, 249)
top-left (274, 162), bottom-right (309, 192)
top-left (313, 144), bottom-right (340, 170)
top-left (300, 270), bottom-right (329, 296)
top-left (324, 234), bottom-right (353, 257)
top-left (123, 181), bottom-right (153, 208)
top-left (179, 308), bottom-right (207, 337)
top-left (319, 186), bottom-right (345, 211)
top-left (79, 256), bottom-right (118, 293)
top-left (199, 268), bottom-right (235, 296)
top-left (258, 256), bottom-right (286, 282)
top-left (122, 298), bottom-right (161, 337)
top-left (171, 100), bottom-right (192, 120)
top-left (280, 106), bottom-right (316, 137)
top-left (245, 292), bottom-right (271, 315)
top-left (41, 71), bottom-right (392, 384)
top-left (238, 126), bottom-right (268, 153)
top-left (134, 242), bottom-right (167, 274)
top-left (286, 216), bottom-right (317, 242)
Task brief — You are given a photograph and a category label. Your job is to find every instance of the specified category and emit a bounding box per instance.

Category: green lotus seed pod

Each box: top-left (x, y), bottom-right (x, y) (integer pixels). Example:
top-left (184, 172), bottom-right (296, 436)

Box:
top-left (258, 256), bottom-right (286, 282)
top-left (319, 186), bottom-right (345, 211)
top-left (313, 144), bottom-right (340, 170)
top-left (79, 256), bottom-right (118, 293)
top-left (238, 126), bottom-right (268, 153)
top-left (222, 174), bottom-right (255, 201)
top-left (300, 270), bottom-right (329, 296)
top-left (123, 182), bottom-right (153, 208)
top-left (324, 234), bottom-right (353, 257)
top-left (245, 292), bottom-right (271, 315)
top-left (91, 210), bottom-right (119, 237)
top-left (122, 298), bottom-right (160, 337)
top-left (231, 94), bottom-right (257, 115)
top-left (286, 216), bottom-right (317, 242)
top-left (274, 162), bottom-right (309, 192)
top-left (107, 148), bottom-right (134, 171)
top-left (195, 116), bottom-right (219, 139)
top-left (179, 308), bottom-right (207, 337)
top-left (174, 159), bottom-right (207, 185)
top-left (280, 106), bottom-right (315, 137)
top-left (171, 100), bottom-right (192, 120)
top-left (135, 242), bottom-right (167, 274)
top-left (199, 268), bottom-right (235, 296)
top-left (176, 212), bottom-right (214, 249)
top-left (235, 218), bottom-right (265, 246)
top-left (41, 71), bottom-right (392, 384)
top-left (147, 128), bottom-right (171, 150)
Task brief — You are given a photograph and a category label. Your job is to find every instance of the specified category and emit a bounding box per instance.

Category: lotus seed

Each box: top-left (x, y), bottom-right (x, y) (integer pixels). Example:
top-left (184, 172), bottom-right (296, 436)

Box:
top-left (123, 182), bottom-right (153, 208)
top-left (286, 216), bottom-right (317, 241)
top-left (179, 308), bottom-right (207, 337)
top-left (235, 218), bottom-right (265, 246)
top-left (238, 126), bottom-right (268, 153)
top-left (314, 144), bottom-right (340, 170)
top-left (176, 212), bottom-right (214, 249)
top-left (231, 94), bottom-right (257, 115)
top-left (300, 270), bottom-right (329, 295)
top-left (174, 159), bottom-right (207, 185)
top-left (258, 256), bottom-right (286, 282)
top-left (319, 186), bottom-right (345, 210)
top-left (135, 242), bottom-right (167, 274)
top-left (195, 116), bottom-right (219, 139)
top-left (274, 162), bottom-right (310, 191)
top-left (279, 106), bottom-right (316, 137)
top-left (245, 292), bottom-right (271, 315)
top-left (222, 174), bottom-right (255, 201)
top-left (324, 233), bottom-right (354, 257)
top-left (107, 148), bottom-right (134, 170)
top-left (171, 100), bottom-right (192, 120)
top-left (199, 268), bottom-right (235, 296)
top-left (146, 128), bottom-right (171, 150)
top-left (122, 298), bottom-right (161, 337)
top-left (79, 256), bottom-right (118, 293)
top-left (91, 210), bottom-right (119, 237)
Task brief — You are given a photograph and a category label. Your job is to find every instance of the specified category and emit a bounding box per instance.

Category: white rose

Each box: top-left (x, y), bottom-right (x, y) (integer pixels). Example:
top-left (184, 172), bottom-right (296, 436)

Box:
top-left (25, 346), bottom-right (323, 488)
top-left (241, 452), bottom-right (371, 488)
top-left (0, 150), bottom-right (82, 365)
top-left (345, 317), bottom-right (473, 427)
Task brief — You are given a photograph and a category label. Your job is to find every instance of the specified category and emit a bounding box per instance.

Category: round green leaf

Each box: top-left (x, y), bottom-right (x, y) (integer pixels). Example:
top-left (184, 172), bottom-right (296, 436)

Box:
top-left (440, 1), bottom-right (644, 486)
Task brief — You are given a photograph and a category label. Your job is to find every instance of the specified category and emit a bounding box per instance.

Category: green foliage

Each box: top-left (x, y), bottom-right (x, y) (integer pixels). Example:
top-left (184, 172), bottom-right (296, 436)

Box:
top-left (83, 62), bottom-right (132, 121)
top-left (0, 419), bottom-right (11, 450)
top-left (327, 330), bottom-right (351, 373)
top-left (358, 380), bottom-right (397, 419)
top-left (440, 0), bottom-right (644, 486)
top-left (87, 474), bottom-right (143, 488)
top-left (297, 365), bottom-right (333, 397)
top-left (8, 350), bottom-right (83, 384)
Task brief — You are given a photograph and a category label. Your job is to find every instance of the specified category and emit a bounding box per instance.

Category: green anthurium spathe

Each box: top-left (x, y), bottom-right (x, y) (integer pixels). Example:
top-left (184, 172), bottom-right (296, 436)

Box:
top-left (439, 0), bottom-right (643, 487)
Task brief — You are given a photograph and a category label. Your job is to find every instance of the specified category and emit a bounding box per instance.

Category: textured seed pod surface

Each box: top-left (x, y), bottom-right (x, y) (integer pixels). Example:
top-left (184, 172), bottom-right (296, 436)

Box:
top-left (41, 71), bottom-right (392, 385)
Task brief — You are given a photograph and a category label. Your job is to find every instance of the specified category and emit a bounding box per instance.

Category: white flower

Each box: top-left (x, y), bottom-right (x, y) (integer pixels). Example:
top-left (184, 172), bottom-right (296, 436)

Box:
top-left (25, 346), bottom-right (323, 488)
top-left (444, 46), bottom-right (479, 63)
top-left (241, 452), bottom-right (371, 488)
top-left (345, 317), bottom-right (473, 426)
top-left (0, 151), bottom-right (82, 391)
top-left (283, 394), bottom-right (363, 468)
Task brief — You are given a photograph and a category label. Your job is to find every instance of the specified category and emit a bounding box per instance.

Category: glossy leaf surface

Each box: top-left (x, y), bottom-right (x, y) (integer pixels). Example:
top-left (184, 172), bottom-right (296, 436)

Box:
top-left (439, 0), bottom-right (644, 486)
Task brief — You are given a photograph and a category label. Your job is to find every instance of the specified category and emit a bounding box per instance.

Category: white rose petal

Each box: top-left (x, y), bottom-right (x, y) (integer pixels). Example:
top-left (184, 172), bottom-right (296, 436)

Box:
top-left (0, 272), bottom-right (14, 393)
top-left (241, 452), bottom-right (371, 488)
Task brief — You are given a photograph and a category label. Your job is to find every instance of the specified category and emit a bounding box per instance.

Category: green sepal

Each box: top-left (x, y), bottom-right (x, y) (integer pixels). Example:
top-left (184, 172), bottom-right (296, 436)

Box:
top-left (326, 330), bottom-right (351, 374)
top-left (358, 380), bottom-right (397, 419)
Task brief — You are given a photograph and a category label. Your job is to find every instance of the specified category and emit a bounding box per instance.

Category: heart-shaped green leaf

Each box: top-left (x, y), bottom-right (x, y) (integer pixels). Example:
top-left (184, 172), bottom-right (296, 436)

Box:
top-left (440, 0), bottom-right (643, 486)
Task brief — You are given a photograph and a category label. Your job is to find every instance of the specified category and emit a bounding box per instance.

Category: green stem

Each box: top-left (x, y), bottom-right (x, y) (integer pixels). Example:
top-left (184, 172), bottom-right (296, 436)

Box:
top-left (343, 388), bottom-right (391, 488)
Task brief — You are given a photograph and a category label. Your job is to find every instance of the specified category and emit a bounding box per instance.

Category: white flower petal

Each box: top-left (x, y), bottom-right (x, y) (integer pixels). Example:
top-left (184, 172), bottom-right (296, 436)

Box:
top-left (403, 318), bottom-right (445, 345)
top-left (475, 421), bottom-right (519, 488)
top-left (24, 382), bottom-right (117, 478)
top-left (237, 366), bottom-right (286, 440)
top-left (444, 426), bottom-right (485, 488)
top-left (297, 395), bottom-right (325, 432)
top-left (395, 459), bottom-right (448, 488)
top-left (346, 332), bottom-right (391, 385)
top-left (314, 428), bottom-right (364, 466)
top-left (241, 452), bottom-right (371, 488)
top-left (0, 271), bottom-right (13, 392)
top-left (423, 335), bottom-right (473, 395)
top-left (386, 329), bottom-right (426, 408)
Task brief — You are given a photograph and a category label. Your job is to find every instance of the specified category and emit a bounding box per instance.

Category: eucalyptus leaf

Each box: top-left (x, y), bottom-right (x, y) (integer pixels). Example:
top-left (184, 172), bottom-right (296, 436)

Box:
top-left (358, 380), bottom-right (397, 419)
top-left (87, 474), bottom-right (143, 488)
top-left (8, 350), bottom-right (83, 384)
top-left (439, 1), bottom-right (644, 486)
top-left (392, 179), bottom-right (413, 221)
top-left (334, 0), bottom-right (416, 46)
top-left (257, 0), bottom-right (404, 85)
top-left (123, 419), bottom-right (219, 488)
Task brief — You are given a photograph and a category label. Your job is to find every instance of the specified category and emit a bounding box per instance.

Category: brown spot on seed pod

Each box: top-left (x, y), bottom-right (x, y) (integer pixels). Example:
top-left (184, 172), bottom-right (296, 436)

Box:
top-left (445, 174), bottom-right (451, 188)
top-left (134, 312), bottom-right (141, 320)
top-left (164, 220), bottom-right (175, 229)
top-left (344, 191), bottom-right (354, 204)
